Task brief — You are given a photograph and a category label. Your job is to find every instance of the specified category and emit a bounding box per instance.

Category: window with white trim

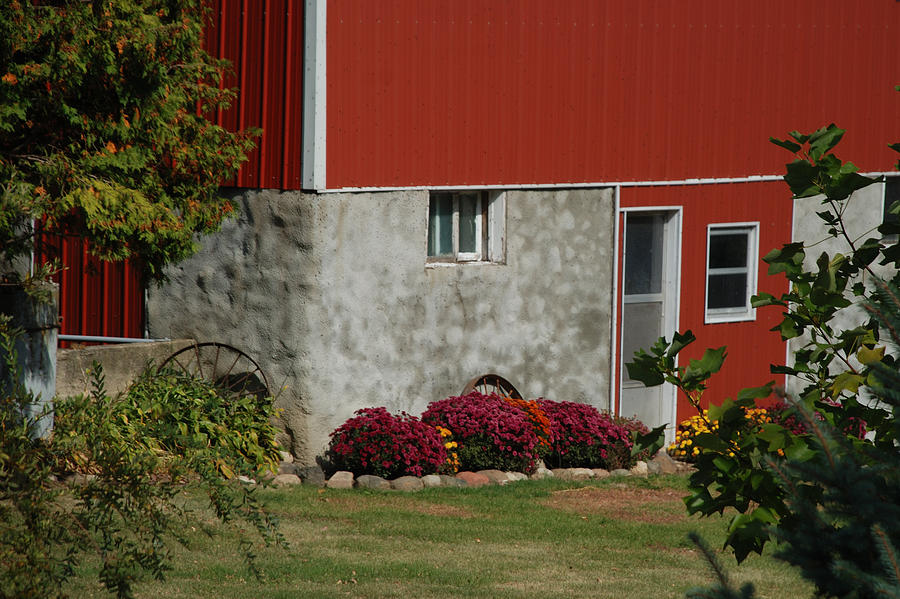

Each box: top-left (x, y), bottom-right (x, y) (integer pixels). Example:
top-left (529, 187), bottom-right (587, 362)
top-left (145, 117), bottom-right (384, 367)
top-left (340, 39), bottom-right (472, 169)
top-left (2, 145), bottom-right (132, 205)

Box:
top-left (705, 223), bottom-right (758, 323)
top-left (427, 191), bottom-right (505, 263)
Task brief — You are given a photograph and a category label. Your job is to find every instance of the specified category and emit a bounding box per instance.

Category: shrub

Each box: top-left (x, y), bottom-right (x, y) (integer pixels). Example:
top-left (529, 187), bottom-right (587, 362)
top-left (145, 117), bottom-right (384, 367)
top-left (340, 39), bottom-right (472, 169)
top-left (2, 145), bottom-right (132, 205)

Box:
top-left (107, 367), bottom-right (282, 479)
top-left (667, 407), bottom-right (771, 462)
top-left (537, 399), bottom-right (634, 469)
top-left (767, 399), bottom-right (867, 439)
top-left (325, 407), bottom-right (447, 478)
top-left (498, 396), bottom-right (553, 457)
top-left (612, 414), bottom-right (652, 467)
top-left (1, 320), bottom-right (283, 599)
top-left (421, 392), bottom-right (542, 473)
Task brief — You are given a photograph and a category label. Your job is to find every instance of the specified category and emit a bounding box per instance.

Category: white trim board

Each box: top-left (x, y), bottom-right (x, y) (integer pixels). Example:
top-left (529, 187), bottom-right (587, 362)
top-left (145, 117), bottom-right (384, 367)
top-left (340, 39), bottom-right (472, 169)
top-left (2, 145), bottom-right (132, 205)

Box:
top-left (302, 0), bottom-right (327, 191)
top-left (317, 172), bottom-right (899, 194)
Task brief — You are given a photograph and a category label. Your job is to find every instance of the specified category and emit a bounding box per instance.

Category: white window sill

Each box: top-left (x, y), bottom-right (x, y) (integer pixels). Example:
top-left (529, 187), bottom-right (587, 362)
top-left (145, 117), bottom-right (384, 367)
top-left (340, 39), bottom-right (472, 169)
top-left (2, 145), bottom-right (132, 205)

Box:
top-left (704, 310), bottom-right (756, 325)
top-left (425, 260), bottom-right (501, 268)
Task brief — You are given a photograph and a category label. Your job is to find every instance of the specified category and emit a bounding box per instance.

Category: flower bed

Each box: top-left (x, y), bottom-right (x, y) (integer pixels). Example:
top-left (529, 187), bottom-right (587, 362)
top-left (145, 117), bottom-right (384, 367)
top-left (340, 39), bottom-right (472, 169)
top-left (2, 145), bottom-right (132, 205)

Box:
top-left (325, 395), bottom-right (651, 477)
top-left (421, 392), bottom-right (543, 474)
top-left (537, 399), bottom-right (635, 470)
top-left (324, 407), bottom-right (447, 478)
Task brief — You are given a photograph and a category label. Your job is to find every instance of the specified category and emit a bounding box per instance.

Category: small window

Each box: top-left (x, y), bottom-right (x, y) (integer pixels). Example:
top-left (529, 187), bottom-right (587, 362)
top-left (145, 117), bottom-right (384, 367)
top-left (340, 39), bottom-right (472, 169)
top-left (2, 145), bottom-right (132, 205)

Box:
top-left (705, 223), bottom-right (758, 323)
top-left (427, 191), bottom-right (504, 263)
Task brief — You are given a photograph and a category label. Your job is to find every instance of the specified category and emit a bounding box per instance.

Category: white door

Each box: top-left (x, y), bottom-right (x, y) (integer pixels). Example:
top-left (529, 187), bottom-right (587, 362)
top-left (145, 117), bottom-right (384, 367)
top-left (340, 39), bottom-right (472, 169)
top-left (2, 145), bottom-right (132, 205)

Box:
top-left (619, 209), bottom-right (679, 443)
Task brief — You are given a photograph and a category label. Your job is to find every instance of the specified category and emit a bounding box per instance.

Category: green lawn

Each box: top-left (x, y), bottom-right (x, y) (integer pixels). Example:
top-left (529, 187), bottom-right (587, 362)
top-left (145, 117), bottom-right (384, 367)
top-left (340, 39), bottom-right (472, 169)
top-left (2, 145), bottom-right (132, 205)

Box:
top-left (66, 475), bottom-right (810, 598)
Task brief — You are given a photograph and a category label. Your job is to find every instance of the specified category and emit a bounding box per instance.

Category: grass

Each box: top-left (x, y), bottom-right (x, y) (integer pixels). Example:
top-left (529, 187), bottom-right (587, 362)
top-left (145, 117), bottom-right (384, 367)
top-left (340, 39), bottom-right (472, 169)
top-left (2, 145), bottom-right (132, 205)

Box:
top-left (65, 474), bottom-right (810, 598)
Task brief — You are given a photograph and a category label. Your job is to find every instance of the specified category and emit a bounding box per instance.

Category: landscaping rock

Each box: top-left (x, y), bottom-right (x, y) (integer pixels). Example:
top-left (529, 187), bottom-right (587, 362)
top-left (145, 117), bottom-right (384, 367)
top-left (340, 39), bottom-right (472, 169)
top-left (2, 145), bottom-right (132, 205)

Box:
top-left (421, 474), bottom-right (443, 488)
top-left (630, 461), bottom-right (649, 477)
top-left (278, 461), bottom-right (297, 475)
top-left (272, 473), bottom-right (302, 486)
top-left (327, 471), bottom-right (354, 489)
top-left (439, 474), bottom-right (468, 487)
top-left (391, 476), bottom-right (424, 491)
top-left (279, 450), bottom-right (294, 464)
top-left (530, 467), bottom-right (554, 480)
top-left (651, 452), bottom-right (679, 475)
top-left (296, 465), bottom-right (326, 487)
top-left (356, 475), bottom-right (391, 490)
top-left (610, 469), bottom-right (631, 477)
top-left (506, 472), bottom-right (528, 482)
top-left (553, 468), bottom-right (593, 481)
top-left (456, 471), bottom-right (490, 487)
top-left (676, 461), bottom-right (696, 474)
top-left (591, 468), bottom-right (610, 479)
top-left (478, 469), bottom-right (511, 485)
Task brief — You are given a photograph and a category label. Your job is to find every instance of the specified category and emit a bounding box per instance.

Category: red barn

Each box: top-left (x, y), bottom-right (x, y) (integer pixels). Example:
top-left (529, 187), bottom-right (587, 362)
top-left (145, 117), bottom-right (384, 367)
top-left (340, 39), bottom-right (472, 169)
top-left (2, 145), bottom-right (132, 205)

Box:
top-left (51, 1), bottom-right (900, 456)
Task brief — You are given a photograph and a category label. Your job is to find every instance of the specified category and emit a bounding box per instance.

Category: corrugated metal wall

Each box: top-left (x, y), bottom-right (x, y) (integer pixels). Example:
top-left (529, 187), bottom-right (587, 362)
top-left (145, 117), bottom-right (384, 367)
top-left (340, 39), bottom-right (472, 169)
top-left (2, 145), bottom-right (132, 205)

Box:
top-left (36, 235), bottom-right (145, 346)
top-left (327, 0), bottom-right (899, 189)
top-left (39, 1), bottom-right (305, 343)
top-left (617, 181), bottom-right (794, 420)
top-left (204, 0), bottom-right (305, 189)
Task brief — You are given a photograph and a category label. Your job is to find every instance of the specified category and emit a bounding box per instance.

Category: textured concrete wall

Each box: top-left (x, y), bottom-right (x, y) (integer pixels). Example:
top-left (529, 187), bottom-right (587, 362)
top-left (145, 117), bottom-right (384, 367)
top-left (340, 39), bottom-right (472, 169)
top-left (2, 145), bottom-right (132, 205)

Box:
top-left (148, 188), bottom-right (616, 463)
top-left (56, 339), bottom-right (194, 400)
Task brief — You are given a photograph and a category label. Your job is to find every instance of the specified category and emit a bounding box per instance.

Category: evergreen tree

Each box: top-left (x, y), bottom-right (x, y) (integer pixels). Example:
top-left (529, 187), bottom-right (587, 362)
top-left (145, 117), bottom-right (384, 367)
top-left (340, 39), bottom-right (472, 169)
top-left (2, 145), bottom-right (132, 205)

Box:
top-left (1, 0), bottom-right (256, 279)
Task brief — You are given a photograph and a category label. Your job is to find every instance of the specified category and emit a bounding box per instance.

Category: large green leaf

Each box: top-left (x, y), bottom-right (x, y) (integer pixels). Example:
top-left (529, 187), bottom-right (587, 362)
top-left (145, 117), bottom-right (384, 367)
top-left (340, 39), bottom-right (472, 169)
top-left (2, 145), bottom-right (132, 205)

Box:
top-left (631, 423), bottom-right (667, 458)
top-left (783, 160), bottom-right (822, 198)
top-left (682, 346), bottom-right (726, 387)
top-left (807, 124), bottom-right (844, 161)
top-left (625, 350), bottom-right (665, 387)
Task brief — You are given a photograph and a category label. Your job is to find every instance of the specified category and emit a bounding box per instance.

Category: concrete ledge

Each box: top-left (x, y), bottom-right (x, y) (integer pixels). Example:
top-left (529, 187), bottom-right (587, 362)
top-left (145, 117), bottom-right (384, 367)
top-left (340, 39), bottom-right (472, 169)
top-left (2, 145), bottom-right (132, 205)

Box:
top-left (56, 339), bottom-right (195, 399)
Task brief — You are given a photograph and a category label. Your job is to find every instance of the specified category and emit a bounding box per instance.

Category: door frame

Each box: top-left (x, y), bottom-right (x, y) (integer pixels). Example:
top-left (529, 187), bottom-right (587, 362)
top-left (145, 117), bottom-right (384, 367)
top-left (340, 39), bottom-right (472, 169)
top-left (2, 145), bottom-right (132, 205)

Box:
top-left (615, 205), bottom-right (682, 444)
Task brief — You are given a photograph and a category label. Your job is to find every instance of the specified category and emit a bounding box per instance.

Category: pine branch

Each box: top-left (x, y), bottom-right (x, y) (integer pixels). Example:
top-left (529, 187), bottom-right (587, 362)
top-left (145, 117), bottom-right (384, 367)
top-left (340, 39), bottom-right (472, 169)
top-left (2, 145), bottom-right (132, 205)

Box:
top-left (874, 525), bottom-right (900, 589)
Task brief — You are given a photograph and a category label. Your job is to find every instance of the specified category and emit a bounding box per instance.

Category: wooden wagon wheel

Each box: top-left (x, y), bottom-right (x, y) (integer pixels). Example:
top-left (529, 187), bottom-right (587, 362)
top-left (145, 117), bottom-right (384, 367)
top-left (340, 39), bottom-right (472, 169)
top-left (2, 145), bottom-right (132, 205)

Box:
top-left (462, 373), bottom-right (523, 399)
top-left (159, 342), bottom-right (271, 402)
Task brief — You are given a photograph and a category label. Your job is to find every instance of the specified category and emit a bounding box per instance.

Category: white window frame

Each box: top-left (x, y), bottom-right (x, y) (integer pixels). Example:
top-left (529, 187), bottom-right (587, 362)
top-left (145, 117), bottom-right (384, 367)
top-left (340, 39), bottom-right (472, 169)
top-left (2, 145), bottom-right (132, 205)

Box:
top-left (427, 191), bottom-right (505, 265)
top-left (704, 222), bottom-right (758, 324)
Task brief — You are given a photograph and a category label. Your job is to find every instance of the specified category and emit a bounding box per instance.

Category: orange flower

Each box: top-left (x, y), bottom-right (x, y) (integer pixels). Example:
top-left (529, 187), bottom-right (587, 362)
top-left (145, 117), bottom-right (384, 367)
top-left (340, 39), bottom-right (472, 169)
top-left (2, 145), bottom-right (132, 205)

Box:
top-left (2, 73), bottom-right (18, 85)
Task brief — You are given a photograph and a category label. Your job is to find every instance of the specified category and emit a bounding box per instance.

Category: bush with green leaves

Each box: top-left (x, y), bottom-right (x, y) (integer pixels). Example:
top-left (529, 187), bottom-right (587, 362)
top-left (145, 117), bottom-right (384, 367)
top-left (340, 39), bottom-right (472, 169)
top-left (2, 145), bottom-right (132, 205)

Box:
top-left (629, 123), bottom-right (900, 598)
top-left (113, 367), bottom-right (282, 480)
top-left (0, 317), bottom-right (284, 599)
top-left (1, 0), bottom-right (256, 279)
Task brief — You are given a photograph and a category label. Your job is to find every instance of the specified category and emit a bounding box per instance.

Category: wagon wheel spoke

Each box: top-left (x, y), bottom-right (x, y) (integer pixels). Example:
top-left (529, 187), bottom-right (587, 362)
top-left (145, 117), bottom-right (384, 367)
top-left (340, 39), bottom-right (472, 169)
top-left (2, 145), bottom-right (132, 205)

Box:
top-left (159, 342), bottom-right (271, 403)
top-left (462, 373), bottom-right (523, 400)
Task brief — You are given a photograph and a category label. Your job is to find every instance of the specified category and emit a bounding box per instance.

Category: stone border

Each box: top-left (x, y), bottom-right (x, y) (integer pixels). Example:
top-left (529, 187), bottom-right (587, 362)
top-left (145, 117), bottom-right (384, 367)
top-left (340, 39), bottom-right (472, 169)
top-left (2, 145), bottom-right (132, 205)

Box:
top-left (269, 452), bottom-right (694, 491)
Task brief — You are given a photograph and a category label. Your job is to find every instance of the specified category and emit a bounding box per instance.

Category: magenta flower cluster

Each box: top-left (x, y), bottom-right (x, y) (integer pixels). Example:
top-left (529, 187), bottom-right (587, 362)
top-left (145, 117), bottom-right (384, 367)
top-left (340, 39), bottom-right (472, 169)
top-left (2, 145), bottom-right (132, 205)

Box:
top-left (767, 400), bottom-right (867, 439)
top-left (537, 399), bottom-right (634, 469)
top-left (326, 407), bottom-right (447, 478)
top-left (421, 392), bottom-right (543, 473)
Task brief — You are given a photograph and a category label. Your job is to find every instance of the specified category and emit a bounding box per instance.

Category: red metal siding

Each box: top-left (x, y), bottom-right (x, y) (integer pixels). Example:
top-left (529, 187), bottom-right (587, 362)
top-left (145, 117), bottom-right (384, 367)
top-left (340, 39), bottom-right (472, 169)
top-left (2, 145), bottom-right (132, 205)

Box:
top-left (617, 181), bottom-right (793, 422)
top-left (204, 0), bottom-right (304, 189)
top-left (327, 1), bottom-right (899, 189)
top-left (36, 235), bottom-right (145, 346)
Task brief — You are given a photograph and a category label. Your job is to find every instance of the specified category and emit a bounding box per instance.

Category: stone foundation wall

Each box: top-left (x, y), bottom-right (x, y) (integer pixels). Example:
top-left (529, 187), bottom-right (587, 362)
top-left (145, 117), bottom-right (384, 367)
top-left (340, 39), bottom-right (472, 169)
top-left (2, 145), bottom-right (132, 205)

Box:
top-left (56, 339), bottom-right (194, 399)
